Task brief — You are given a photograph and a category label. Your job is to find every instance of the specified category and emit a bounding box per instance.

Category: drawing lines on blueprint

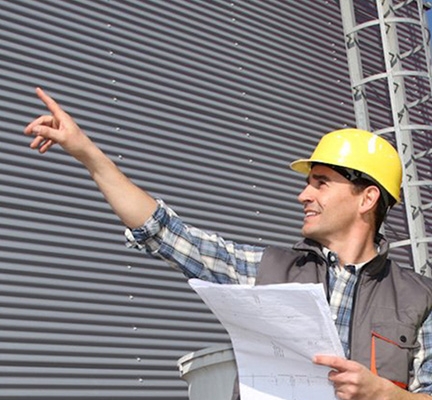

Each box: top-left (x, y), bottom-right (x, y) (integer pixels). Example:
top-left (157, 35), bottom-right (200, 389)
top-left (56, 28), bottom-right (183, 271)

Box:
top-left (240, 373), bottom-right (335, 400)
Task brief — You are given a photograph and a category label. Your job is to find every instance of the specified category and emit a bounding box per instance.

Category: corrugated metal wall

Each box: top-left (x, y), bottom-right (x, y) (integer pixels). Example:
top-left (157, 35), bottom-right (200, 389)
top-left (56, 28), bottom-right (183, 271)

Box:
top-left (1, 0), bottom-right (357, 398)
top-left (347, 0), bottom-right (432, 269)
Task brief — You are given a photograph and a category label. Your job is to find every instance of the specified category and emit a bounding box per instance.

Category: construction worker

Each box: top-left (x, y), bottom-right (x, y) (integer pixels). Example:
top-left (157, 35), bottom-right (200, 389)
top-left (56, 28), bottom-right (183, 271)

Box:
top-left (25, 87), bottom-right (432, 400)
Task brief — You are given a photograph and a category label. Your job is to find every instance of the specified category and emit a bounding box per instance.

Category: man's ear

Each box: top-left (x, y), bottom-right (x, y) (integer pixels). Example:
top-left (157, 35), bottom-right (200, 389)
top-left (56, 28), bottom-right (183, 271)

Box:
top-left (360, 185), bottom-right (381, 214)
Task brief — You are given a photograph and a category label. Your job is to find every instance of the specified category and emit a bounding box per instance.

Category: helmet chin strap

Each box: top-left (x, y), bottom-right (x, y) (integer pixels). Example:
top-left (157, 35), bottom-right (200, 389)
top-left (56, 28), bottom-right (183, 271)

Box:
top-left (312, 162), bottom-right (366, 181)
top-left (326, 164), bottom-right (364, 181)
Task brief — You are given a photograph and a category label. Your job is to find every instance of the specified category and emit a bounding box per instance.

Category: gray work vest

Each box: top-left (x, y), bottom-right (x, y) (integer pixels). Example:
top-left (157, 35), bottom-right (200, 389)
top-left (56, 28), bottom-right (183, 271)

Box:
top-left (256, 238), bottom-right (432, 389)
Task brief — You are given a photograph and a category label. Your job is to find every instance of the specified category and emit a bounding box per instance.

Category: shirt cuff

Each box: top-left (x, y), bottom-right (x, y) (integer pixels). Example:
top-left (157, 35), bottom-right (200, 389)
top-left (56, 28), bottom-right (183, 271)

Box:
top-left (124, 199), bottom-right (171, 252)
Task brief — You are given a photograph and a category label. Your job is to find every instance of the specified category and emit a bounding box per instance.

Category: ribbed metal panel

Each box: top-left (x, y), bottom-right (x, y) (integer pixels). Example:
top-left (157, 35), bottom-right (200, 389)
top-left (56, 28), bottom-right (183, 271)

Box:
top-left (345, 0), bottom-right (432, 268)
top-left (0, 0), bottom-right (356, 398)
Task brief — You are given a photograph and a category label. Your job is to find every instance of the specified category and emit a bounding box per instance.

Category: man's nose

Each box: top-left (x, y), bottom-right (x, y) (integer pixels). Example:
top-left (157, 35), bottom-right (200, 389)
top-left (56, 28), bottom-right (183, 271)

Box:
top-left (298, 185), bottom-right (312, 204)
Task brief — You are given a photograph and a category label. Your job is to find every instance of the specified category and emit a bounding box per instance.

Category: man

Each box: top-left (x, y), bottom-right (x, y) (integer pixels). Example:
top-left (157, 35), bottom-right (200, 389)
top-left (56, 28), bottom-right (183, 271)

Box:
top-left (25, 87), bottom-right (432, 400)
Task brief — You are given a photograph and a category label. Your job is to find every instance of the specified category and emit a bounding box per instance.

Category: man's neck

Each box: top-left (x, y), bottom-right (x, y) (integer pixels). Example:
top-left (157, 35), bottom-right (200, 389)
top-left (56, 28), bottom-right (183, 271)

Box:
top-left (323, 235), bottom-right (377, 267)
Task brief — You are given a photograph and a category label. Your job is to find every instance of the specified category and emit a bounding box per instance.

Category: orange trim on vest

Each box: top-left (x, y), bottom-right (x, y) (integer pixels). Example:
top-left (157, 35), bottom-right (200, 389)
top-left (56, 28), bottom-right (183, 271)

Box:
top-left (370, 331), bottom-right (408, 390)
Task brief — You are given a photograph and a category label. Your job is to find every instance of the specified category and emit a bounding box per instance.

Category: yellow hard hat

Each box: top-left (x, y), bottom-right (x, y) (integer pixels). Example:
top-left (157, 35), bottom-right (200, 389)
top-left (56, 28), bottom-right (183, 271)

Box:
top-left (290, 128), bottom-right (402, 204)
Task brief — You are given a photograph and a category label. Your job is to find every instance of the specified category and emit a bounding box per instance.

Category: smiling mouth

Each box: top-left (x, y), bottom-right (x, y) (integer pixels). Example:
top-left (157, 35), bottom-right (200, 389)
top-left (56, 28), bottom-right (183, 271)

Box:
top-left (304, 211), bottom-right (319, 218)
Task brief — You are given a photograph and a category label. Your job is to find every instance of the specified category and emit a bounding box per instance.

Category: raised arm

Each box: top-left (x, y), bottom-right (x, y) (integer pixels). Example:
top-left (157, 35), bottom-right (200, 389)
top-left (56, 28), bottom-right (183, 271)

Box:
top-left (24, 87), bottom-right (157, 228)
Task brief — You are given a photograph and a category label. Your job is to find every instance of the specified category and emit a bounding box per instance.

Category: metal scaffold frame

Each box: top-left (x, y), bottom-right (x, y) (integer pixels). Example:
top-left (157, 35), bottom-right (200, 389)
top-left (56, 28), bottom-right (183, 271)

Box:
top-left (340, 0), bottom-right (432, 276)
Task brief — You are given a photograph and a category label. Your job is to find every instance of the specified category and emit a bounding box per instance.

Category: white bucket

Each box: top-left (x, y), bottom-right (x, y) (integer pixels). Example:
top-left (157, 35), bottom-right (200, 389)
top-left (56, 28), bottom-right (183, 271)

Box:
top-left (177, 344), bottom-right (237, 400)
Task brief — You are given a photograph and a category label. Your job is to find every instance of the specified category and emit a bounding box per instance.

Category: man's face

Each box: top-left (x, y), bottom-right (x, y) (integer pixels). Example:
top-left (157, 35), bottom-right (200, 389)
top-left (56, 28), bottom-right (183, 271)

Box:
top-left (297, 164), bottom-right (362, 247)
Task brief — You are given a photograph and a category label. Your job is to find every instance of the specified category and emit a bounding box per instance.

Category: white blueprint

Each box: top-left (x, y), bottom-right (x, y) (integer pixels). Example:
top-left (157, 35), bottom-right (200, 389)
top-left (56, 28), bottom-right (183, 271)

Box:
top-left (189, 279), bottom-right (344, 400)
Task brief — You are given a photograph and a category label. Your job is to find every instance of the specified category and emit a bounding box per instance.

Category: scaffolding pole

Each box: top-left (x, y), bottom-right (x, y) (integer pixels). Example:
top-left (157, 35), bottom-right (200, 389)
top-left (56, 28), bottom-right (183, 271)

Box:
top-left (340, 0), bottom-right (432, 276)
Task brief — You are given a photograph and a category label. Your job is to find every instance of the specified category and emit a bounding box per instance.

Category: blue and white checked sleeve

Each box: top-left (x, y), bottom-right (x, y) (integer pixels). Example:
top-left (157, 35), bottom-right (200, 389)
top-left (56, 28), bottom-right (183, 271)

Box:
top-left (411, 310), bottom-right (432, 394)
top-left (125, 199), bottom-right (264, 285)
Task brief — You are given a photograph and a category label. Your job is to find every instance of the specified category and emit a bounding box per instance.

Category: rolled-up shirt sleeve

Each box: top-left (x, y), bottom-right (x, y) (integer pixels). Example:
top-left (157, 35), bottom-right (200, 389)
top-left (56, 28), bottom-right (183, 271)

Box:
top-left (125, 199), bottom-right (264, 285)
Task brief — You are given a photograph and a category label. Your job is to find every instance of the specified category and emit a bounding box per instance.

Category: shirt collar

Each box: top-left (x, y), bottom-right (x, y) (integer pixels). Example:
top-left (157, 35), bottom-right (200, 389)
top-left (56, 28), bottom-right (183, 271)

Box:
top-left (322, 247), bottom-right (370, 271)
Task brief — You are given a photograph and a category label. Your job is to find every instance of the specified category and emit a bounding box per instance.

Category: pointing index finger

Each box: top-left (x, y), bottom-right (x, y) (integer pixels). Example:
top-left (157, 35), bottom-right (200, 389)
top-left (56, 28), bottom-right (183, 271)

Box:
top-left (313, 355), bottom-right (349, 372)
top-left (35, 87), bottom-right (66, 118)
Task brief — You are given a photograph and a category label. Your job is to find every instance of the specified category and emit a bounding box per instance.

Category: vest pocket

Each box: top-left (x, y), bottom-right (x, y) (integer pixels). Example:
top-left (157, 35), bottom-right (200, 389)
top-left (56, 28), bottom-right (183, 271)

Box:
top-left (370, 323), bottom-right (419, 388)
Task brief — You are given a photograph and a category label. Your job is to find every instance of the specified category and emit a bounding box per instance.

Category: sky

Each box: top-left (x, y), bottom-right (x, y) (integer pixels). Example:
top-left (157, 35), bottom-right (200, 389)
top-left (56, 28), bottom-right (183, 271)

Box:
top-left (427, 5), bottom-right (432, 34)
top-left (426, 6), bottom-right (432, 52)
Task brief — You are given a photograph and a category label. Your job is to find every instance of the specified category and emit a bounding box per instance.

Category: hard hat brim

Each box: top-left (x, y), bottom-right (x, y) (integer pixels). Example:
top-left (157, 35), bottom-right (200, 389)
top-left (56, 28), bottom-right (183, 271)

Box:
top-left (290, 159), bottom-right (314, 175)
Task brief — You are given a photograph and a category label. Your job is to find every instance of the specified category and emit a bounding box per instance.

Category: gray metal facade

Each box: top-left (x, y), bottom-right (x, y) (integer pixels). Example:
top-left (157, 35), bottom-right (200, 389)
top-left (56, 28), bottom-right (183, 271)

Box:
top-left (0, 0), bottom-right (386, 398)
top-left (340, 0), bottom-right (432, 275)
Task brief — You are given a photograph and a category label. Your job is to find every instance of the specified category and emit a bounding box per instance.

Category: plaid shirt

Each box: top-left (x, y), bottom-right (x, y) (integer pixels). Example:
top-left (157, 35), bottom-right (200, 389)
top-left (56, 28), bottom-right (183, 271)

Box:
top-left (126, 199), bottom-right (432, 394)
